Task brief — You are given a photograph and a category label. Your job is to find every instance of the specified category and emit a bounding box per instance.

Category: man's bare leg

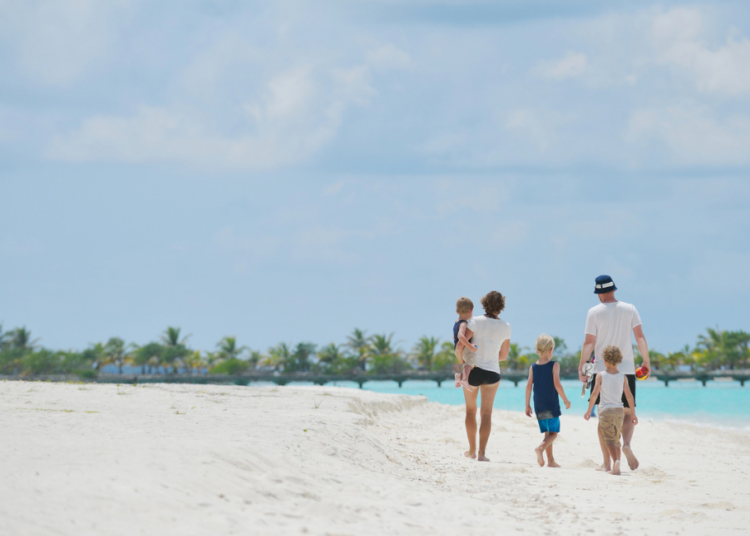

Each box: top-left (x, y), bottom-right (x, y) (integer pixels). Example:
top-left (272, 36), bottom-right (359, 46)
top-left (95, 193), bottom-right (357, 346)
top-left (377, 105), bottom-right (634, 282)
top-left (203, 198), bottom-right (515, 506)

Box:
top-left (595, 424), bottom-right (612, 471)
top-left (463, 383), bottom-right (479, 458)
top-left (621, 408), bottom-right (639, 470)
top-left (477, 382), bottom-right (500, 461)
top-left (606, 443), bottom-right (621, 475)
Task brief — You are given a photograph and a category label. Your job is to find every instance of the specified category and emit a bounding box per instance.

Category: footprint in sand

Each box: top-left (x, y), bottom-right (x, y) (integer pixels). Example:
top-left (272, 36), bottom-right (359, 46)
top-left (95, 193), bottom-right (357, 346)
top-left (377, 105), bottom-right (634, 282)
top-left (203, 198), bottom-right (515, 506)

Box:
top-left (640, 466), bottom-right (667, 477)
top-left (575, 459), bottom-right (599, 468)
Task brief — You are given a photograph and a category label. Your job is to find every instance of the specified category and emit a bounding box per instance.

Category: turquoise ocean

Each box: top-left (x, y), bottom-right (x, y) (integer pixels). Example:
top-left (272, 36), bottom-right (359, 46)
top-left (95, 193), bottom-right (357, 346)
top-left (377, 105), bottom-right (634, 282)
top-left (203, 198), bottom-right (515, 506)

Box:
top-left (282, 379), bottom-right (750, 429)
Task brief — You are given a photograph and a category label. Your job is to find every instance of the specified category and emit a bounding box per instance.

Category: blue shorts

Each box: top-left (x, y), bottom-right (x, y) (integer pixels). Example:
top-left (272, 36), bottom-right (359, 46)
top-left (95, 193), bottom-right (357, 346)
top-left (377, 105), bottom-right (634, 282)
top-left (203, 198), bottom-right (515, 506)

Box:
top-left (538, 417), bottom-right (560, 433)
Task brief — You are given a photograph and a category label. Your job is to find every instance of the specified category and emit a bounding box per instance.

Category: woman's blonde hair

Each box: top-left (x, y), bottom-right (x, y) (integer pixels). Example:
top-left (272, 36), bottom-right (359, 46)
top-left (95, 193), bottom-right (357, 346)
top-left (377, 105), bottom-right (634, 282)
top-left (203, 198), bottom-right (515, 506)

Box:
top-left (535, 334), bottom-right (555, 354)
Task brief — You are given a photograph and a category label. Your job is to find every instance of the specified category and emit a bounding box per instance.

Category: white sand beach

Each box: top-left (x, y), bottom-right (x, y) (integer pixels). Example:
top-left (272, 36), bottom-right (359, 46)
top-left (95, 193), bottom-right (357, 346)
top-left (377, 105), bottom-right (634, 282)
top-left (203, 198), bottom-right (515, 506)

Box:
top-left (1, 381), bottom-right (749, 535)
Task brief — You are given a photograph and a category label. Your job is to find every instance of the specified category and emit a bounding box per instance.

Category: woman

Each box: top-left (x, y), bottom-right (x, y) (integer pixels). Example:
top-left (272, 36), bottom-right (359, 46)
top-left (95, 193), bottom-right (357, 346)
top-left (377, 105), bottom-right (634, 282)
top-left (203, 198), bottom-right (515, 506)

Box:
top-left (462, 291), bottom-right (511, 461)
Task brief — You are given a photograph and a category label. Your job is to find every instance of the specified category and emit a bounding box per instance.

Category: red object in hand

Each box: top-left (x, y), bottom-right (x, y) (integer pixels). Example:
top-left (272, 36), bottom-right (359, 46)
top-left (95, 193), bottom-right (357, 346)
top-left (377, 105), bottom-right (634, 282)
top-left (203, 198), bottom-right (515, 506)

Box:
top-left (635, 366), bottom-right (650, 380)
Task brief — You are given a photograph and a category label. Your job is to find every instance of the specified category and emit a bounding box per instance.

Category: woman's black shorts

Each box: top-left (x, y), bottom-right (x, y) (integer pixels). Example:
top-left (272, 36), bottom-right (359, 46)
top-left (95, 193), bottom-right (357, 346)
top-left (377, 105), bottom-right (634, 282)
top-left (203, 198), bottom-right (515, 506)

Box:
top-left (468, 367), bottom-right (501, 386)
top-left (589, 373), bottom-right (636, 408)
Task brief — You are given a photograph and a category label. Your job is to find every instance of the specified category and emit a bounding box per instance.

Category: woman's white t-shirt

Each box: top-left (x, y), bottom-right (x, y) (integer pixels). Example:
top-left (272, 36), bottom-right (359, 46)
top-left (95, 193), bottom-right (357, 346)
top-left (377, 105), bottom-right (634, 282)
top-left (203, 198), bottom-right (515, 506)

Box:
top-left (466, 315), bottom-right (511, 374)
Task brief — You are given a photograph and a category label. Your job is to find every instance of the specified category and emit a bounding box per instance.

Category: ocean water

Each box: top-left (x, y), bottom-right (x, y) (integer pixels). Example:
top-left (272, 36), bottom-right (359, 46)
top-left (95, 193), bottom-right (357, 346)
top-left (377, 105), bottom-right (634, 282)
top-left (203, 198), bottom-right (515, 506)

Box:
top-left (284, 378), bottom-right (750, 429)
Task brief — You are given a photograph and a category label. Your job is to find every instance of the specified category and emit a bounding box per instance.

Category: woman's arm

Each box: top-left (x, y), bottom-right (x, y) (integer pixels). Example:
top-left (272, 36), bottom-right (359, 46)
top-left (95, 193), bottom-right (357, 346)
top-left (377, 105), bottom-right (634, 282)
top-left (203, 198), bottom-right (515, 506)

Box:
top-left (498, 339), bottom-right (510, 362)
top-left (457, 324), bottom-right (476, 352)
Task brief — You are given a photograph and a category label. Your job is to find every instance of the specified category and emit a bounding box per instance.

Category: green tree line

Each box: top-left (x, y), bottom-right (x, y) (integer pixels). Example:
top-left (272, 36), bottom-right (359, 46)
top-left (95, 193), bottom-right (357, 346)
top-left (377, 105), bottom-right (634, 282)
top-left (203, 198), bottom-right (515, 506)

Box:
top-left (0, 324), bottom-right (748, 378)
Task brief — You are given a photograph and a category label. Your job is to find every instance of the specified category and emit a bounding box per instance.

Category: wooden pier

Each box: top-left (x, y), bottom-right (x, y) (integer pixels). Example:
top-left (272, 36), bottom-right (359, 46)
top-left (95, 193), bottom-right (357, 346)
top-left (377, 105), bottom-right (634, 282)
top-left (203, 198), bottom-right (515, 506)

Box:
top-left (5, 370), bottom-right (749, 388)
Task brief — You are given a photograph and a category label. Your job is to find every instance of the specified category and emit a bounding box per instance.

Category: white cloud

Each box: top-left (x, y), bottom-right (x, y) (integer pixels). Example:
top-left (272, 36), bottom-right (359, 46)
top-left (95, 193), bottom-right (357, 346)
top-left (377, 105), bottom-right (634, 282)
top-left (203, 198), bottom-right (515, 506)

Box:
top-left (535, 50), bottom-right (588, 80)
top-left (653, 8), bottom-right (750, 96)
top-left (367, 44), bottom-right (411, 71)
top-left (0, 0), bottom-right (132, 86)
top-left (47, 66), bottom-right (377, 169)
top-left (625, 104), bottom-right (750, 166)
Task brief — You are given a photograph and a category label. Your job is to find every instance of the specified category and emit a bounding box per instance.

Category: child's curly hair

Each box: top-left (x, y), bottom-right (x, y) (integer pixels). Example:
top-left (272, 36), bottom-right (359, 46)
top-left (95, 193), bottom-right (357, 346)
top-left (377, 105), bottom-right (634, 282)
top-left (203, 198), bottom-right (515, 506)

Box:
top-left (602, 345), bottom-right (623, 366)
top-left (480, 291), bottom-right (505, 317)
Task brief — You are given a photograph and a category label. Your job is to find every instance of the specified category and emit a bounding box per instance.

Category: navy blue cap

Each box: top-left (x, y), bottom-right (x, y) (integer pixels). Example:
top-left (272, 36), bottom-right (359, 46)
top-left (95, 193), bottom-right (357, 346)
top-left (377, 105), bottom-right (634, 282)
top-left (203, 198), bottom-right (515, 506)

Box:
top-left (594, 274), bottom-right (617, 294)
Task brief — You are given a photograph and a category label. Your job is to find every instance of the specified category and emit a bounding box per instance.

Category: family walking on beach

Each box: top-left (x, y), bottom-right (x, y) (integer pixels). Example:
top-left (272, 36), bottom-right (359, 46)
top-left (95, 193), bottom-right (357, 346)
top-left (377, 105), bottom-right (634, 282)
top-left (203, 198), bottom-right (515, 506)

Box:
top-left (453, 275), bottom-right (651, 475)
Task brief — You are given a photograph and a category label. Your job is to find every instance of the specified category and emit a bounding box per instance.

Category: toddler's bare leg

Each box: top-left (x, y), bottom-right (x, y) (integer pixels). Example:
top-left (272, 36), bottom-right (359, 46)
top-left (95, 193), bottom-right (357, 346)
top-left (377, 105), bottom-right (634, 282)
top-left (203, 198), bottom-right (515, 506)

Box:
top-left (606, 443), bottom-right (621, 475)
top-left (595, 422), bottom-right (612, 472)
top-left (460, 364), bottom-right (474, 391)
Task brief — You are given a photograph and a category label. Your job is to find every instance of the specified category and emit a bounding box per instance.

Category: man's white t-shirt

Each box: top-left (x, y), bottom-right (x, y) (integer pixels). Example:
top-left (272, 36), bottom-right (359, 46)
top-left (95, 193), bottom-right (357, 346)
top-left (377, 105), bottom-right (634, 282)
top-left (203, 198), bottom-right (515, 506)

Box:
top-left (584, 301), bottom-right (642, 375)
top-left (467, 315), bottom-right (512, 374)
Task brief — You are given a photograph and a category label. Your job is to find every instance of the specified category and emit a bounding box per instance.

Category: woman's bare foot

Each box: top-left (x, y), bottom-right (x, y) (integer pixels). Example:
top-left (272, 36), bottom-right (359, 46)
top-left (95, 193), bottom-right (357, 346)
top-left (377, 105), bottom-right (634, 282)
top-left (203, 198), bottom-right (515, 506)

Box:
top-left (610, 460), bottom-right (621, 475)
top-left (595, 464), bottom-right (611, 472)
top-left (477, 453), bottom-right (490, 462)
top-left (534, 446), bottom-right (545, 467)
top-left (547, 460), bottom-right (561, 468)
top-left (622, 446), bottom-right (639, 470)
top-left (464, 451), bottom-right (476, 459)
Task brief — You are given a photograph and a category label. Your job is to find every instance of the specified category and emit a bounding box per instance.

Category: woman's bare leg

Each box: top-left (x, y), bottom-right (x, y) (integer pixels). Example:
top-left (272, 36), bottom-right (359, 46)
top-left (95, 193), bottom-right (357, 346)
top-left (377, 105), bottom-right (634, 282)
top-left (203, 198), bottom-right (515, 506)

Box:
top-left (477, 381), bottom-right (500, 461)
top-left (463, 383), bottom-right (479, 458)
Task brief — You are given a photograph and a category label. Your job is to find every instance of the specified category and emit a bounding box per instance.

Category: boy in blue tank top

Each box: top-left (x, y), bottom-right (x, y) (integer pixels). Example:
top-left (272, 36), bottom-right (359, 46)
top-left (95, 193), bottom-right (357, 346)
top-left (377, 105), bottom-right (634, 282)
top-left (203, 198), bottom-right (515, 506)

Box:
top-left (525, 334), bottom-right (571, 467)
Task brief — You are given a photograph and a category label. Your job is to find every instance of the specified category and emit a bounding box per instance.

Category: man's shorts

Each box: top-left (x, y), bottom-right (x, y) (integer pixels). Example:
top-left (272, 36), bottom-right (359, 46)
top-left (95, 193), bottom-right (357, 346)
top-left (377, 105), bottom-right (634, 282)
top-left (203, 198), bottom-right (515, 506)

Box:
top-left (461, 345), bottom-right (476, 367)
top-left (537, 416), bottom-right (560, 434)
top-left (599, 408), bottom-right (624, 447)
top-left (468, 367), bottom-right (501, 386)
top-left (590, 373), bottom-right (636, 408)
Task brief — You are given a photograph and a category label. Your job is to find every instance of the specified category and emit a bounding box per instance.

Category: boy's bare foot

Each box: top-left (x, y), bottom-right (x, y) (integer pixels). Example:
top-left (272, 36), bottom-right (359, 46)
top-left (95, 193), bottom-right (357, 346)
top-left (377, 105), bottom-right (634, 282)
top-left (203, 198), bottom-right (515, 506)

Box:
top-left (534, 446), bottom-right (545, 467)
top-left (454, 373), bottom-right (462, 388)
top-left (547, 460), bottom-right (561, 468)
top-left (622, 446), bottom-right (639, 470)
top-left (460, 379), bottom-right (474, 391)
top-left (595, 464), bottom-right (611, 472)
top-left (611, 460), bottom-right (621, 476)
top-left (477, 453), bottom-right (490, 462)
top-left (464, 451), bottom-right (476, 459)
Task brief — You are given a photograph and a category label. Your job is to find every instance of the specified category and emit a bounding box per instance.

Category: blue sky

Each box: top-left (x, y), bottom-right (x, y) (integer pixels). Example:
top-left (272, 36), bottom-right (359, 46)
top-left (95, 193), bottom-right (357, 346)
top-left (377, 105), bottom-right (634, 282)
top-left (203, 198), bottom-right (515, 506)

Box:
top-left (1, 1), bottom-right (749, 355)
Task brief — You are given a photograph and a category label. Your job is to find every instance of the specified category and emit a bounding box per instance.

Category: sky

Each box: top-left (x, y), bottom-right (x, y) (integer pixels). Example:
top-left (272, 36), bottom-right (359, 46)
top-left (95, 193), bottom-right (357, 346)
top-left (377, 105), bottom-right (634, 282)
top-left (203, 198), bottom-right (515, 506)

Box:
top-left (1, 0), bottom-right (749, 356)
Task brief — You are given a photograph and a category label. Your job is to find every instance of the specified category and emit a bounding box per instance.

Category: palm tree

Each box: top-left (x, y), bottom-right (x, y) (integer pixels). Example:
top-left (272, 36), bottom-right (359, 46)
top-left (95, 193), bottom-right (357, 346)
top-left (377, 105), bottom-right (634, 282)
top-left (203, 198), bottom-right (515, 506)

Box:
top-left (182, 350), bottom-right (205, 374)
top-left (432, 341), bottom-right (458, 372)
top-left (697, 327), bottom-right (727, 370)
top-left (216, 337), bottom-right (247, 361)
top-left (369, 333), bottom-right (411, 374)
top-left (103, 338), bottom-right (133, 374)
top-left (412, 336), bottom-right (440, 370)
top-left (316, 343), bottom-right (356, 374)
top-left (345, 329), bottom-right (371, 371)
top-left (10, 327), bottom-right (39, 352)
top-left (266, 343), bottom-right (292, 371)
top-left (132, 342), bottom-right (162, 374)
top-left (160, 327), bottom-right (190, 373)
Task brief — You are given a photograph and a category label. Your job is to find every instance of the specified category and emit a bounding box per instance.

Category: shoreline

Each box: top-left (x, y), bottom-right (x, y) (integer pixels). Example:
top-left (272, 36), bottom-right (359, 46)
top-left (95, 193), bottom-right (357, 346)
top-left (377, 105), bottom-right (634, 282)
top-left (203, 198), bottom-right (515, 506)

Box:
top-left (2, 381), bottom-right (749, 535)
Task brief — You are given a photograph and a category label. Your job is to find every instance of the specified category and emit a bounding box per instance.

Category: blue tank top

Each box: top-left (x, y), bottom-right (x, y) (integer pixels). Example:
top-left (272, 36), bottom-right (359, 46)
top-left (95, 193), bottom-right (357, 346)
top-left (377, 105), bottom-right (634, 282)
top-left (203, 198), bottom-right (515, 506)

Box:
top-left (532, 361), bottom-right (561, 419)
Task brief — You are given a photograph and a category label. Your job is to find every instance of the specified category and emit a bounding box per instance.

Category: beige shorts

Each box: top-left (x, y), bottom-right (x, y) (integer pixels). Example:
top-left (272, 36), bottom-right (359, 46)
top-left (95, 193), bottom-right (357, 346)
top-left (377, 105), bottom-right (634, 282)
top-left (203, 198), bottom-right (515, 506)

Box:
top-left (460, 345), bottom-right (476, 367)
top-left (599, 408), bottom-right (624, 448)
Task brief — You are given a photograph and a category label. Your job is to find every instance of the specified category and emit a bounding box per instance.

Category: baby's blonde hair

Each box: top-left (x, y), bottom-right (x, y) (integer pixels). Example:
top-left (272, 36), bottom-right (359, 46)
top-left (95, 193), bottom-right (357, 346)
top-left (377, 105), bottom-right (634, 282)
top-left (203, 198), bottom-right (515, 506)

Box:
top-left (456, 297), bottom-right (474, 314)
top-left (535, 334), bottom-right (555, 354)
top-left (602, 345), bottom-right (623, 366)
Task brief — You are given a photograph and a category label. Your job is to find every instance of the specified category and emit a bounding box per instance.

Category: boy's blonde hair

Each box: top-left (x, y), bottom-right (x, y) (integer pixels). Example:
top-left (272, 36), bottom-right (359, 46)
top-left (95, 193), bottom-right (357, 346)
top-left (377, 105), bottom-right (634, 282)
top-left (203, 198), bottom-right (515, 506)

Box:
top-left (602, 345), bottom-right (623, 366)
top-left (456, 297), bottom-right (474, 314)
top-left (535, 334), bottom-right (555, 353)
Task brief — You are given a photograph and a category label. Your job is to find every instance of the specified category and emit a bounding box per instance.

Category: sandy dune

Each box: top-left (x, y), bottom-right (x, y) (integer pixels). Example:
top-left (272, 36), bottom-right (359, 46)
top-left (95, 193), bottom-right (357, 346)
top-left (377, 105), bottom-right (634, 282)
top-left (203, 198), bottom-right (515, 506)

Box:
top-left (1, 381), bottom-right (749, 535)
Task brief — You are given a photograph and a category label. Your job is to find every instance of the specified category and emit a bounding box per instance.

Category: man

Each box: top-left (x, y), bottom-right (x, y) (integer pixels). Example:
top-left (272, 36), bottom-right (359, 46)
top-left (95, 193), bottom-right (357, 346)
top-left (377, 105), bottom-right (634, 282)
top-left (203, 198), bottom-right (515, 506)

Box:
top-left (578, 275), bottom-right (650, 471)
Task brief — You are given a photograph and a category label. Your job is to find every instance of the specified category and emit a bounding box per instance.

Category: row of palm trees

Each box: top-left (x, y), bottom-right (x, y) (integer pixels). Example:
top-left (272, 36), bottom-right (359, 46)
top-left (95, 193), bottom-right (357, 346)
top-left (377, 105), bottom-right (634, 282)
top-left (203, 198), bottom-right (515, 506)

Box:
top-left (1, 324), bottom-right (748, 378)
